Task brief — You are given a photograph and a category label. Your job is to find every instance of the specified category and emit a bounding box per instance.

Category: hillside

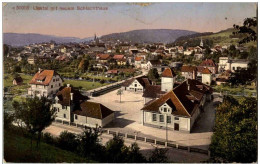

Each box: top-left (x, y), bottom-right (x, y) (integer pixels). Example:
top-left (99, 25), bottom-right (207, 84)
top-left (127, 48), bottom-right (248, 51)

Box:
top-left (174, 28), bottom-right (257, 47)
top-left (100, 29), bottom-right (198, 43)
top-left (3, 33), bottom-right (93, 47)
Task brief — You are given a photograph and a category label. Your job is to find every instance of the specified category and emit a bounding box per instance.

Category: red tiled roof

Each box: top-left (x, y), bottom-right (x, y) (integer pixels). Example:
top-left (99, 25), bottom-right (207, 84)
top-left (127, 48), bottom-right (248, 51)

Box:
top-left (162, 68), bottom-right (176, 78)
top-left (141, 79), bottom-right (213, 117)
top-left (143, 85), bottom-right (166, 99)
top-left (181, 66), bottom-right (197, 73)
top-left (135, 57), bottom-right (143, 61)
top-left (200, 59), bottom-right (216, 67)
top-left (73, 101), bottom-right (114, 119)
top-left (98, 54), bottom-right (110, 60)
top-left (113, 55), bottom-right (124, 60)
top-left (56, 86), bottom-right (89, 106)
top-left (201, 68), bottom-right (212, 74)
top-left (29, 70), bottom-right (59, 86)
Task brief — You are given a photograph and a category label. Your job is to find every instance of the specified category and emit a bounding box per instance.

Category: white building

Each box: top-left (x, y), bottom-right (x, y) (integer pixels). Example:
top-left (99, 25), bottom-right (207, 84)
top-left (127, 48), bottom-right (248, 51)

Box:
top-left (121, 76), bottom-right (151, 93)
top-left (52, 85), bottom-right (114, 128)
top-left (218, 57), bottom-right (249, 72)
top-left (28, 69), bottom-right (63, 97)
top-left (201, 68), bottom-right (212, 85)
top-left (141, 79), bottom-right (213, 133)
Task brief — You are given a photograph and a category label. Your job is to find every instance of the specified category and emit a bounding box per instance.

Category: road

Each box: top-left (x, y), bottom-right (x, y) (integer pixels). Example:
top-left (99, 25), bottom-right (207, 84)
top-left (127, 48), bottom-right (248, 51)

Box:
top-left (44, 122), bottom-right (209, 163)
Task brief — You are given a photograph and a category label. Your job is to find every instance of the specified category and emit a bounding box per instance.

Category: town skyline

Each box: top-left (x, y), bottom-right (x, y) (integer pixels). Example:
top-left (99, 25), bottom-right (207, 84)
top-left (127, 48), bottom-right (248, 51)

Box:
top-left (3, 2), bottom-right (257, 38)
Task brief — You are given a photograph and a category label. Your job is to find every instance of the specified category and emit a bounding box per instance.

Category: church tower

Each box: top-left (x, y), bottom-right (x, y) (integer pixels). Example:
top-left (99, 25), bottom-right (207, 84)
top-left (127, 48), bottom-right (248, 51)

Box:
top-left (200, 37), bottom-right (204, 47)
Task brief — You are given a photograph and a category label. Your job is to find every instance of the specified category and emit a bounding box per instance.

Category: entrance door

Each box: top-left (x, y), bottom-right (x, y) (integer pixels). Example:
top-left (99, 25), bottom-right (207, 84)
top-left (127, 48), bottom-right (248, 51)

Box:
top-left (174, 123), bottom-right (179, 131)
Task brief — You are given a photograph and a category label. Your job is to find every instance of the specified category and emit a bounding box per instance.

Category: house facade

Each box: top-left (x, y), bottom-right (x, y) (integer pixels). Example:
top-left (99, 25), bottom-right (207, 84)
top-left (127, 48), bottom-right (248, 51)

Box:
top-left (52, 85), bottom-right (114, 128)
top-left (141, 79), bottom-right (213, 133)
top-left (28, 69), bottom-right (63, 97)
top-left (218, 57), bottom-right (249, 72)
top-left (181, 66), bottom-right (197, 80)
top-left (121, 76), bottom-right (151, 93)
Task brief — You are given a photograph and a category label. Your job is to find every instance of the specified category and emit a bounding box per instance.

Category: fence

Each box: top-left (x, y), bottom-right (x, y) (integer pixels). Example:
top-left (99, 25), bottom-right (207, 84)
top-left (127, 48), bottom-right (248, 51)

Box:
top-left (54, 120), bottom-right (210, 157)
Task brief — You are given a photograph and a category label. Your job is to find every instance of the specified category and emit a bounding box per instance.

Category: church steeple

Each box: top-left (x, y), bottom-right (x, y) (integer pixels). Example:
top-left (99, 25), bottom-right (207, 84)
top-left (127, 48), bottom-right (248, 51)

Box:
top-left (200, 37), bottom-right (203, 47)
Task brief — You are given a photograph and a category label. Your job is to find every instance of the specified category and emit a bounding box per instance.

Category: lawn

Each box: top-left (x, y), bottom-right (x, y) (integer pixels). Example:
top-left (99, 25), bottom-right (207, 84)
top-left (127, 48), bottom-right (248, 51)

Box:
top-left (64, 79), bottom-right (109, 91)
top-left (4, 73), bottom-right (33, 87)
top-left (4, 130), bottom-right (95, 163)
top-left (213, 85), bottom-right (257, 96)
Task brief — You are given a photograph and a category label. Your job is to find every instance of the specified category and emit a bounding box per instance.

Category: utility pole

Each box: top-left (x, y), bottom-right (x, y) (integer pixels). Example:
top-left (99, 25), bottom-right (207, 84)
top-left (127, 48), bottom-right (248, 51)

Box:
top-left (165, 114), bottom-right (168, 143)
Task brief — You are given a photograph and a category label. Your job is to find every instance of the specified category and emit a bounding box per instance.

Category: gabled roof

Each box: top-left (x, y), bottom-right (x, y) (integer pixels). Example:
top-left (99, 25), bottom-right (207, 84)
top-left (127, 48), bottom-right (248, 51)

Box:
top-left (56, 86), bottom-right (89, 106)
top-left (73, 101), bottom-right (114, 119)
top-left (143, 85), bottom-right (166, 99)
top-left (200, 59), bottom-right (216, 67)
top-left (141, 79), bottom-right (213, 117)
top-left (201, 68), bottom-right (212, 74)
top-left (135, 57), bottom-right (143, 61)
top-left (29, 70), bottom-right (61, 86)
top-left (113, 55), bottom-right (124, 60)
top-left (162, 68), bottom-right (176, 78)
top-left (98, 54), bottom-right (110, 60)
top-left (121, 76), bottom-right (151, 88)
top-left (13, 76), bottom-right (23, 83)
top-left (181, 66), bottom-right (197, 73)
top-left (148, 60), bottom-right (162, 66)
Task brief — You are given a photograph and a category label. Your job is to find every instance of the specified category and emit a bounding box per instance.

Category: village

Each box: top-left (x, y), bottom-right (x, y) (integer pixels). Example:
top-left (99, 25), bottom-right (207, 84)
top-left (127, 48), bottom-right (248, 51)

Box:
top-left (3, 30), bottom-right (257, 162)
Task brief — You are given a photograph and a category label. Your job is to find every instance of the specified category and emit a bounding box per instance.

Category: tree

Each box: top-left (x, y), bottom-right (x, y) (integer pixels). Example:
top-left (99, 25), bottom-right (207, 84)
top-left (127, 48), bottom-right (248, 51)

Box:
top-left (148, 147), bottom-right (168, 163)
top-left (57, 131), bottom-right (79, 152)
top-left (127, 142), bottom-right (146, 162)
top-left (233, 17), bottom-right (257, 44)
top-left (4, 112), bottom-right (14, 130)
top-left (12, 96), bottom-right (56, 149)
top-left (209, 96), bottom-right (257, 162)
top-left (147, 68), bottom-right (159, 83)
top-left (116, 89), bottom-right (123, 103)
top-left (77, 127), bottom-right (105, 161)
top-left (105, 135), bottom-right (129, 162)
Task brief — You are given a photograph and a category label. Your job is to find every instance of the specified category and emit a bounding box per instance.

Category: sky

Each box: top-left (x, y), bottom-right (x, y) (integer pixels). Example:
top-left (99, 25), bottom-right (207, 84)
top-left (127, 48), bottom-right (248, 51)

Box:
top-left (3, 2), bottom-right (257, 38)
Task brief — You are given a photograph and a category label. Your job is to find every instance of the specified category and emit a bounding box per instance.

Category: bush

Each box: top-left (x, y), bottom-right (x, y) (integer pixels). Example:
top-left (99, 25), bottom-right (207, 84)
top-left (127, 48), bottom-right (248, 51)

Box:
top-left (57, 131), bottom-right (79, 152)
top-left (43, 133), bottom-right (56, 145)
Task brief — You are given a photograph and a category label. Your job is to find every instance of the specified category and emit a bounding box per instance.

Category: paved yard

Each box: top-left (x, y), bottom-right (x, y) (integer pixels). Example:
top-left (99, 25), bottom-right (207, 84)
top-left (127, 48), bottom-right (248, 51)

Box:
top-left (89, 90), bottom-right (221, 150)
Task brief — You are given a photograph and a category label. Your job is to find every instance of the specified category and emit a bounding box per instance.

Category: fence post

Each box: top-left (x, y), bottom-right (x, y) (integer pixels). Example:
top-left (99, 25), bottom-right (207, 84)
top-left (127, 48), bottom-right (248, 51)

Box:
top-left (154, 139), bottom-right (157, 145)
top-left (116, 131), bottom-right (118, 136)
top-left (107, 130), bottom-right (110, 134)
top-left (176, 144), bottom-right (178, 149)
top-left (125, 133), bottom-right (128, 138)
top-left (188, 147), bottom-right (190, 152)
top-left (62, 120), bottom-right (64, 124)
top-left (76, 123), bottom-right (78, 127)
top-left (144, 137), bottom-right (147, 142)
top-left (134, 135), bottom-right (137, 140)
top-left (165, 142), bottom-right (167, 147)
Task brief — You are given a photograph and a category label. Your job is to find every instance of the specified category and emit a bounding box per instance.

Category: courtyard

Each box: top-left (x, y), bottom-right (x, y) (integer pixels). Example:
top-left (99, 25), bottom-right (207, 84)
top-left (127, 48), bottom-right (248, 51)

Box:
top-left (89, 89), bottom-right (220, 150)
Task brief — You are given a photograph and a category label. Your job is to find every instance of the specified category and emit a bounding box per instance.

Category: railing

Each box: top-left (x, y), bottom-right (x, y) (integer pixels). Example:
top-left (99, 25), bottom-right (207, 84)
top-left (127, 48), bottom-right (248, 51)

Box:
top-left (54, 120), bottom-right (210, 157)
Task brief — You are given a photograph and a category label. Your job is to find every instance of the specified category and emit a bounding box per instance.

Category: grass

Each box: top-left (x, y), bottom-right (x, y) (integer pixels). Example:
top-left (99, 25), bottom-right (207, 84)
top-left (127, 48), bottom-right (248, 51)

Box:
top-left (213, 84), bottom-right (256, 96)
top-left (4, 130), bottom-right (95, 163)
top-left (4, 73), bottom-right (33, 87)
top-left (64, 79), bottom-right (109, 91)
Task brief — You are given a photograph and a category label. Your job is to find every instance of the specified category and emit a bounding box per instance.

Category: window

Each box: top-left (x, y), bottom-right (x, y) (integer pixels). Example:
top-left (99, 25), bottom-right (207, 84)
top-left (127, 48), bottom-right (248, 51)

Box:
top-left (167, 116), bottom-right (171, 123)
top-left (62, 105), bottom-right (66, 109)
top-left (232, 67), bottom-right (235, 70)
top-left (63, 114), bottom-right (66, 118)
top-left (75, 115), bottom-right (78, 120)
top-left (51, 85), bottom-right (53, 88)
top-left (59, 83), bottom-right (61, 86)
top-left (159, 115), bottom-right (164, 122)
top-left (152, 114), bottom-right (157, 121)
top-left (135, 84), bottom-right (137, 87)
top-left (164, 108), bottom-right (167, 112)
top-left (174, 117), bottom-right (179, 121)
top-left (57, 108), bottom-right (59, 112)
top-left (53, 79), bottom-right (55, 82)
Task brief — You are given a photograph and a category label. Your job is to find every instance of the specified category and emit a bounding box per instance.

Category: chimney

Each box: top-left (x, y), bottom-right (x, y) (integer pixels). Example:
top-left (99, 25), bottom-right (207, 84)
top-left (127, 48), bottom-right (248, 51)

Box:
top-left (192, 70), bottom-right (196, 80)
top-left (67, 84), bottom-right (70, 88)
top-left (70, 93), bottom-right (73, 101)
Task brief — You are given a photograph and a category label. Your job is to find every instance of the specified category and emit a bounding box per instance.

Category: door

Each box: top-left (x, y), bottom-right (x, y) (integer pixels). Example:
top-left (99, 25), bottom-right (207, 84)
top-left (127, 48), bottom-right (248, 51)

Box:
top-left (174, 123), bottom-right (179, 131)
